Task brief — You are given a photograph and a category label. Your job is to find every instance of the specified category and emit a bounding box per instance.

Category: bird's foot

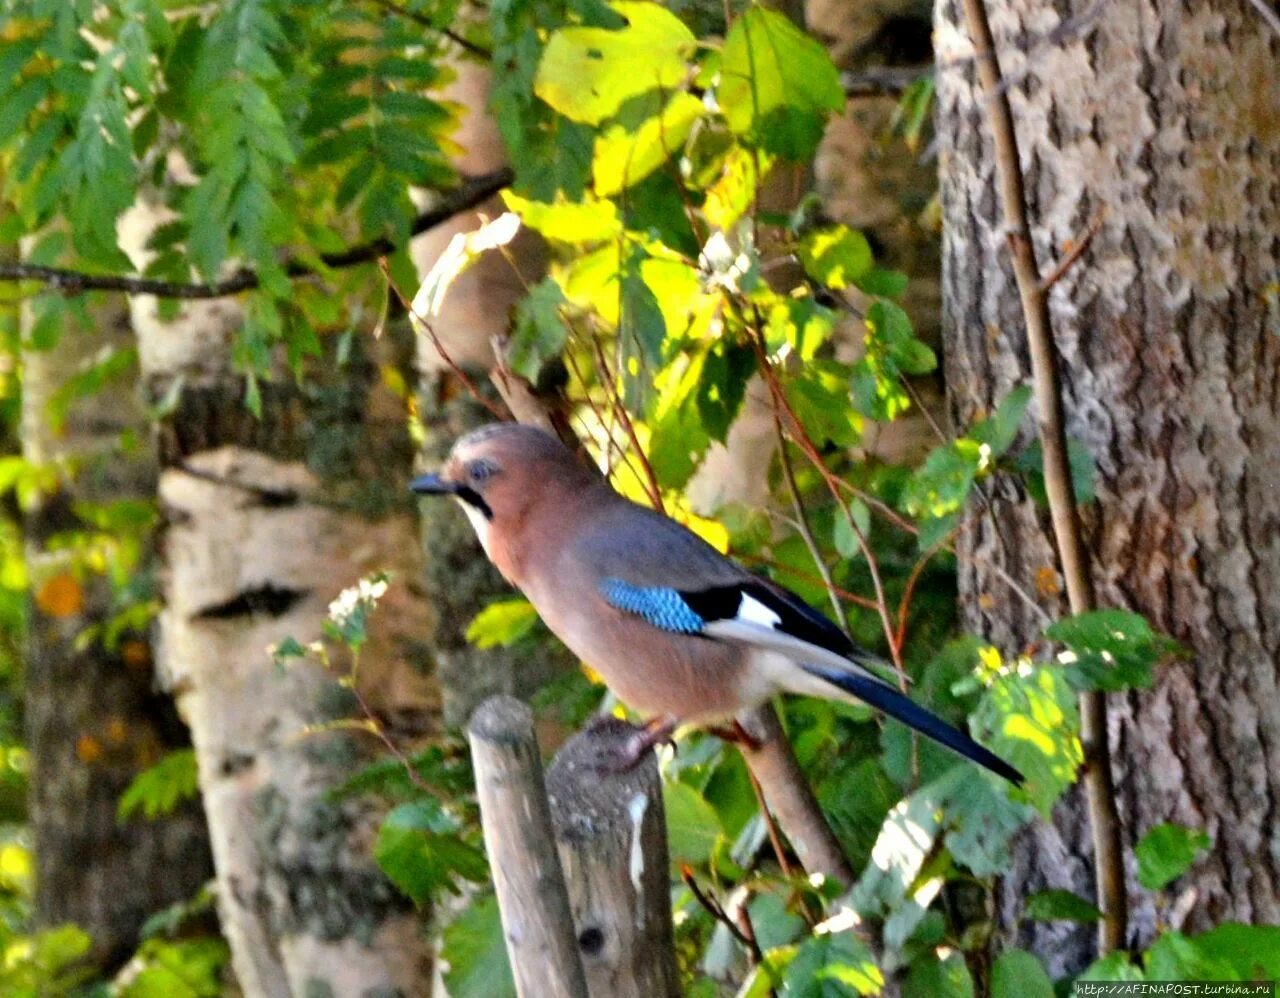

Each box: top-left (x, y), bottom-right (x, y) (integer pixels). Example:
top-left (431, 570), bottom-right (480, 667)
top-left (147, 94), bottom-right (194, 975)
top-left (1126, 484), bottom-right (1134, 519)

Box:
top-left (592, 716), bottom-right (677, 774)
top-left (705, 719), bottom-right (764, 752)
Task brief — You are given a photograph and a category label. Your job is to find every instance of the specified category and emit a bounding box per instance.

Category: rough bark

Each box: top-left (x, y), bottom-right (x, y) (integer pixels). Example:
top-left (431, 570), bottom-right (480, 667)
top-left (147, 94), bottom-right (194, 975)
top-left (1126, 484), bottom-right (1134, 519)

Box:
top-left (120, 203), bottom-right (440, 996)
top-left (20, 290), bottom-right (213, 970)
top-left (935, 0), bottom-right (1280, 971)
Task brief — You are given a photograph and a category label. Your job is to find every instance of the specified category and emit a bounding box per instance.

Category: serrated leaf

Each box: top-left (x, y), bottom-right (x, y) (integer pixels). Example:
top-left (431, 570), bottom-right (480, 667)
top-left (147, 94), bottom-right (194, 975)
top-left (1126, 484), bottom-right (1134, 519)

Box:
top-left (1134, 823), bottom-right (1210, 891)
top-left (535, 1), bottom-right (695, 124)
top-left (719, 6), bottom-right (843, 159)
top-left (118, 749), bottom-right (200, 822)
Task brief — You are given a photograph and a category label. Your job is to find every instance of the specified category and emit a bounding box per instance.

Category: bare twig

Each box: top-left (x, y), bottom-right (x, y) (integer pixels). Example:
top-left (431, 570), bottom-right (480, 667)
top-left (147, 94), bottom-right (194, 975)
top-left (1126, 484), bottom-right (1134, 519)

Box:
top-left (0, 169), bottom-right (513, 299)
top-left (1039, 210), bottom-right (1106, 293)
top-left (379, 259), bottom-right (510, 421)
top-left (958, 0), bottom-right (1127, 954)
top-left (774, 412), bottom-right (853, 637)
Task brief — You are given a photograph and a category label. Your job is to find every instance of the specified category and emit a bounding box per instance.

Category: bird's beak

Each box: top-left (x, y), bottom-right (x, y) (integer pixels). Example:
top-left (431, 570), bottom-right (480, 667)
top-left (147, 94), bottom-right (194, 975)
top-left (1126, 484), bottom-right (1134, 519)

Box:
top-left (410, 472), bottom-right (456, 496)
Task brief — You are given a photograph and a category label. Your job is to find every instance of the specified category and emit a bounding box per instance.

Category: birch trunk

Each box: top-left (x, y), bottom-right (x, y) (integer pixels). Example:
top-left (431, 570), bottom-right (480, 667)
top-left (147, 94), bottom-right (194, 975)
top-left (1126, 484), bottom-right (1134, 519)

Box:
top-left (935, 0), bottom-right (1280, 971)
top-left (120, 204), bottom-right (440, 996)
top-left (21, 290), bottom-right (213, 970)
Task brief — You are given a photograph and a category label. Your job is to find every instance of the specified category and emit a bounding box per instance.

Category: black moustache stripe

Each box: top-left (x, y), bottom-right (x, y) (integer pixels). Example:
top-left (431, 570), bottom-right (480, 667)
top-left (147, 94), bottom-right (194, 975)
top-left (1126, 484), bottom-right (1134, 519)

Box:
top-left (455, 486), bottom-right (493, 520)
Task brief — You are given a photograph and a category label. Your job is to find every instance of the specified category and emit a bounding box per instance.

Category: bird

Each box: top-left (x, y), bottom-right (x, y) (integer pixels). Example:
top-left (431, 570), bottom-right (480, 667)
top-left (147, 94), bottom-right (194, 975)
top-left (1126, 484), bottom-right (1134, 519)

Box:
top-left (412, 422), bottom-right (1023, 785)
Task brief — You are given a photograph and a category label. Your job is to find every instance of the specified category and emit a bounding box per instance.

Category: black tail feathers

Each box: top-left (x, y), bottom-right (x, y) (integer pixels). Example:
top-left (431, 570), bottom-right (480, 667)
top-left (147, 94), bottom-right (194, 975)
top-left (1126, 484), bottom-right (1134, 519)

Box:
top-left (804, 664), bottom-right (1024, 786)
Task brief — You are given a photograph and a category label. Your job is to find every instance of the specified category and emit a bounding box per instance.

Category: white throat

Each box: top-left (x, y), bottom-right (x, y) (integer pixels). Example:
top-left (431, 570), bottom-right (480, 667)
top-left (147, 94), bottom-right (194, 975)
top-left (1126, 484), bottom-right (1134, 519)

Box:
top-left (455, 497), bottom-right (493, 556)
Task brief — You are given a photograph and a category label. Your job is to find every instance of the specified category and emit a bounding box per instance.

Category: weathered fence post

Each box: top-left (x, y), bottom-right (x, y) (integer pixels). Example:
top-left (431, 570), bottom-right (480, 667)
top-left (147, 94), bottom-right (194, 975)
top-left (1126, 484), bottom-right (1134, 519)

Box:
top-left (545, 718), bottom-right (681, 998)
top-left (468, 696), bottom-right (588, 998)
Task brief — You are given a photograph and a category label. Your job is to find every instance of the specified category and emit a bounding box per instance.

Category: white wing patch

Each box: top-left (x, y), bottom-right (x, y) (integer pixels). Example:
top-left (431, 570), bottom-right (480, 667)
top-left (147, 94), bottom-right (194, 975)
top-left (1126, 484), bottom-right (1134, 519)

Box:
top-left (737, 593), bottom-right (782, 629)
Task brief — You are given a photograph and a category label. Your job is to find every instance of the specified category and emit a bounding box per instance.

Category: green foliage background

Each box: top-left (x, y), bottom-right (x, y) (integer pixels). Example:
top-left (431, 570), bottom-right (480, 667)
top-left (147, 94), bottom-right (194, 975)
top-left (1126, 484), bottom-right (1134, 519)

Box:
top-left (0, 0), bottom-right (1272, 994)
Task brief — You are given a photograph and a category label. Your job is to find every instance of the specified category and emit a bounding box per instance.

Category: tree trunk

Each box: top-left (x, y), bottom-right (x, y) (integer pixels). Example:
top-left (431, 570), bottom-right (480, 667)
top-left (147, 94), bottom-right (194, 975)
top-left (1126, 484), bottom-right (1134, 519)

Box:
top-left (20, 288), bottom-right (214, 971)
top-left (934, 0), bottom-right (1280, 972)
top-left (120, 205), bottom-right (440, 996)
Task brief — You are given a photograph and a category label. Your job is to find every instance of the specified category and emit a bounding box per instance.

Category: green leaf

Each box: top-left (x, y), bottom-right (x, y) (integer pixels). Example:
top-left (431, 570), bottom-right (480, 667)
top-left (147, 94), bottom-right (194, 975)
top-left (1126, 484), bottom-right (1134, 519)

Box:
top-left (970, 386), bottom-right (1032, 456)
top-left (718, 6), bottom-right (843, 159)
top-left (971, 659), bottom-right (1082, 816)
top-left (593, 91), bottom-right (703, 195)
top-left (375, 801), bottom-right (488, 904)
top-left (441, 895), bottom-right (516, 998)
top-left (787, 931), bottom-right (884, 996)
top-left (855, 267), bottom-right (909, 298)
top-left (784, 360), bottom-right (862, 448)
top-left (502, 193), bottom-right (623, 243)
top-left (663, 780), bottom-right (724, 866)
top-left (903, 951), bottom-right (973, 998)
top-left (1022, 888), bottom-right (1102, 923)
top-left (465, 598), bottom-right (541, 649)
top-left (1144, 931), bottom-right (1237, 980)
top-left (832, 501), bottom-right (870, 559)
top-left (1045, 609), bottom-right (1179, 693)
top-left (798, 226), bottom-right (873, 290)
top-left (535, 1), bottom-right (695, 124)
top-left (1076, 952), bottom-right (1145, 982)
top-left (990, 951), bottom-right (1052, 998)
top-left (509, 280), bottom-right (570, 381)
top-left (118, 749), bottom-right (200, 822)
top-left (1134, 822), bottom-right (1211, 891)
top-left (1189, 923), bottom-right (1280, 978)
top-left (1016, 436), bottom-right (1097, 505)
top-left (765, 297), bottom-right (836, 361)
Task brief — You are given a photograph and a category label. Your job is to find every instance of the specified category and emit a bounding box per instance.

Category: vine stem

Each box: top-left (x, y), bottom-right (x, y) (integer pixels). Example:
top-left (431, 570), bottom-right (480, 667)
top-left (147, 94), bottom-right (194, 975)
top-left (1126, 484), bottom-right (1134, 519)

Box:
top-left (956, 0), bottom-right (1127, 953)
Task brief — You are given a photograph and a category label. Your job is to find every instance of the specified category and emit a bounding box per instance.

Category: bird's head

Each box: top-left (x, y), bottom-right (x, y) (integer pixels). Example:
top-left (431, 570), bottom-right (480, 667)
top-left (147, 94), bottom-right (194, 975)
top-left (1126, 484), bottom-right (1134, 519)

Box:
top-left (410, 423), bottom-right (598, 552)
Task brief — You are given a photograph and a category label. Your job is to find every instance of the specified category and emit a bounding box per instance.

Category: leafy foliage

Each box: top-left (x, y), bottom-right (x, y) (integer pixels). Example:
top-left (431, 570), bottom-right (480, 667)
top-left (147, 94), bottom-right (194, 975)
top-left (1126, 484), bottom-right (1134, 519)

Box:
top-left (0, 0), bottom-right (1230, 993)
top-left (118, 749), bottom-right (200, 822)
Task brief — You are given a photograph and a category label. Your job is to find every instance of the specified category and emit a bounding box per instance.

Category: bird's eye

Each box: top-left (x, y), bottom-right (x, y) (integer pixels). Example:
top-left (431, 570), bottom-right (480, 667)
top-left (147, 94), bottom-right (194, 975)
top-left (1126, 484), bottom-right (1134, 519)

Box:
top-left (467, 459), bottom-right (498, 482)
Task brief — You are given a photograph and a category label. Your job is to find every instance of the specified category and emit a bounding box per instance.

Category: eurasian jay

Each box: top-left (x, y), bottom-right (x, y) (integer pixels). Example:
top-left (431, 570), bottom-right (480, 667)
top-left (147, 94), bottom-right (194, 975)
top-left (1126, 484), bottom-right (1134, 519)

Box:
top-left (412, 423), bottom-right (1022, 784)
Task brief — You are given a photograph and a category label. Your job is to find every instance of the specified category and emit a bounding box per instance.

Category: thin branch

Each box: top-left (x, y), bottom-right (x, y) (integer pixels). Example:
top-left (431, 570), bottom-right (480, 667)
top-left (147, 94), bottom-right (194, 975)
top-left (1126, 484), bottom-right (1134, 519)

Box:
top-left (1039, 209), bottom-right (1105, 293)
top-left (0, 169), bottom-right (513, 300)
top-left (958, 0), bottom-right (1127, 954)
top-left (366, 0), bottom-right (494, 58)
top-left (379, 259), bottom-right (510, 421)
top-left (774, 413), bottom-right (853, 638)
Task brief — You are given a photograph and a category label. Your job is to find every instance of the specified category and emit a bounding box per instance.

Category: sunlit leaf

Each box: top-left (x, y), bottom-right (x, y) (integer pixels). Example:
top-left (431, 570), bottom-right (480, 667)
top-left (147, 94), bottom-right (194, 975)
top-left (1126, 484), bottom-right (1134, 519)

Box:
top-left (718, 6), bottom-right (843, 159)
top-left (535, 1), bottom-right (695, 124)
top-left (593, 92), bottom-right (704, 196)
top-left (465, 598), bottom-right (541, 650)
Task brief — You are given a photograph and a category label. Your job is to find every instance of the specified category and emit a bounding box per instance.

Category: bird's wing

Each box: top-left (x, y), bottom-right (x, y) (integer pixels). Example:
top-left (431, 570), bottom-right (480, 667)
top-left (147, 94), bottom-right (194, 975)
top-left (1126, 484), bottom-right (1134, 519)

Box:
top-left (579, 501), bottom-right (888, 679)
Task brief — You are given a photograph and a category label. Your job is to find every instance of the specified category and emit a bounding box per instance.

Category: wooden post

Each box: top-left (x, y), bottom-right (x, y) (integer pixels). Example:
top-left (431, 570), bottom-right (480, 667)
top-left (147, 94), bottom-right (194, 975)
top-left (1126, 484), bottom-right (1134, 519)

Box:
top-left (468, 696), bottom-right (588, 998)
top-left (545, 718), bottom-right (680, 998)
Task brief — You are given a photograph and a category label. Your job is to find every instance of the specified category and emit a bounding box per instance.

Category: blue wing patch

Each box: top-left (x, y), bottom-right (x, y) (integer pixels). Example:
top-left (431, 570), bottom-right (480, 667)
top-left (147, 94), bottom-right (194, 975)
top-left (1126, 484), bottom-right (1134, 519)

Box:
top-left (599, 578), bottom-right (705, 635)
